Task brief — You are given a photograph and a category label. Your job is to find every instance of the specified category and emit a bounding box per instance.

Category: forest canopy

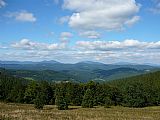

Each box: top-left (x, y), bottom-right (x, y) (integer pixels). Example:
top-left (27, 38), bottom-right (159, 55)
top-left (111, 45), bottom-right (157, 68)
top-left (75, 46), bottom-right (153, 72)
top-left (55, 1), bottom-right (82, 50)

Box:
top-left (0, 68), bottom-right (160, 109)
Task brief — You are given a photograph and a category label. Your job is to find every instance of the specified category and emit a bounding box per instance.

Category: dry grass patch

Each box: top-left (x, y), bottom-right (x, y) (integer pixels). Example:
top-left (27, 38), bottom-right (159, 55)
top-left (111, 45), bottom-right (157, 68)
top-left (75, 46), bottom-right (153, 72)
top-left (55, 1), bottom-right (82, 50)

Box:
top-left (1, 102), bottom-right (160, 120)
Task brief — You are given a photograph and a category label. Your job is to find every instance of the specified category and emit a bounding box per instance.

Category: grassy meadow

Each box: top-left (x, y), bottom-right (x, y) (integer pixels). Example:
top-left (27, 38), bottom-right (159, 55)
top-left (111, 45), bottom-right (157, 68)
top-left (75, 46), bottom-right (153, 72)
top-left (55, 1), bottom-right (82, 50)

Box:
top-left (1, 102), bottom-right (160, 120)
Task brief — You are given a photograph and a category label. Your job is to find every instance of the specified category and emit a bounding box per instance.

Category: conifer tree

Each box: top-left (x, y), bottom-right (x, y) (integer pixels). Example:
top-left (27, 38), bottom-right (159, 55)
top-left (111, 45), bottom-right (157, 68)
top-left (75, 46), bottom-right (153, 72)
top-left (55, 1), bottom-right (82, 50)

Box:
top-left (55, 96), bottom-right (68, 110)
top-left (82, 88), bottom-right (94, 108)
top-left (55, 83), bottom-right (68, 110)
top-left (34, 92), bottom-right (45, 109)
top-left (104, 97), bottom-right (112, 108)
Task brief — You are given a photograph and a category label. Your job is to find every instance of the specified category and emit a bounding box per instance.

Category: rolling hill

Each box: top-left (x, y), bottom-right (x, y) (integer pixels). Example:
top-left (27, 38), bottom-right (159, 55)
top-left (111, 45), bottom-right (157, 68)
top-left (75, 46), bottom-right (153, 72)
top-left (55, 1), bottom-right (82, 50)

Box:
top-left (108, 70), bottom-right (160, 89)
top-left (0, 60), bottom-right (159, 82)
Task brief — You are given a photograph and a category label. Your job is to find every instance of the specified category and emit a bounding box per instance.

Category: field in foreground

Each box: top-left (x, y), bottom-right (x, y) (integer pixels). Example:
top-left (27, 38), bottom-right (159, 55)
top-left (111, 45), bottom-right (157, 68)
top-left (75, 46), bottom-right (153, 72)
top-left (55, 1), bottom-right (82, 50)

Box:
top-left (1, 102), bottom-right (160, 120)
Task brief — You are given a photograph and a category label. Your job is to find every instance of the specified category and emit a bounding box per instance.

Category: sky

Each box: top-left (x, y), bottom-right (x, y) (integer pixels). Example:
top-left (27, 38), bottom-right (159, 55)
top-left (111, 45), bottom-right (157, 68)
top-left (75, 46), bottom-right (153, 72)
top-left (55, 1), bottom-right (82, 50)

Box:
top-left (0, 0), bottom-right (160, 64)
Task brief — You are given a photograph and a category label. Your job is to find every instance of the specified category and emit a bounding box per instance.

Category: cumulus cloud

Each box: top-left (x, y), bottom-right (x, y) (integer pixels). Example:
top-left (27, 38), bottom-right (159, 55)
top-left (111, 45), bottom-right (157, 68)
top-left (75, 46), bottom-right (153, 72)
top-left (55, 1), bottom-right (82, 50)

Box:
top-left (6, 38), bottom-right (160, 64)
top-left (79, 31), bottom-right (100, 39)
top-left (11, 38), bottom-right (160, 52)
top-left (63, 0), bottom-right (140, 31)
top-left (0, 0), bottom-right (6, 8)
top-left (76, 39), bottom-right (160, 50)
top-left (60, 32), bottom-right (73, 42)
top-left (11, 39), bottom-right (160, 52)
top-left (11, 39), bottom-right (67, 50)
top-left (6, 11), bottom-right (37, 22)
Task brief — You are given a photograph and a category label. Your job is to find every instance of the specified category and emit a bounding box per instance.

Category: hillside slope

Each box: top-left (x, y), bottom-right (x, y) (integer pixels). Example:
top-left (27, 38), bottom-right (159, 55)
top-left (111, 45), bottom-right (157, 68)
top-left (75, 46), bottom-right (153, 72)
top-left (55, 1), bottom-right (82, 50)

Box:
top-left (109, 71), bottom-right (160, 87)
top-left (0, 61), bottom-right (158, 82)
top-left (108, 71), bottom-right (160, 107)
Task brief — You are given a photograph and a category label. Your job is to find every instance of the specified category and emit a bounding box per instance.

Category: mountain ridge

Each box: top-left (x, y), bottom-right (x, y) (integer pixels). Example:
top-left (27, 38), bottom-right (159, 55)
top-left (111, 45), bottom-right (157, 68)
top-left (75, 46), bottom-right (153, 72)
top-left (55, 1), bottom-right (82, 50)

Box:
top-left (1, 60), bottom-right (160, 66)
top-left (0, 60), bottom-right (159, 82)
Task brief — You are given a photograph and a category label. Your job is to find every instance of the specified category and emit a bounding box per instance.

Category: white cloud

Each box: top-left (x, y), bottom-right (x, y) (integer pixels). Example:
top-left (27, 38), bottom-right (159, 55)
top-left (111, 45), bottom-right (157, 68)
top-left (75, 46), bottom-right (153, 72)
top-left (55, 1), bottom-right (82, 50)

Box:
top-left (11, 39), bottom-right (160, 51)
top-left (0, 0), bottom-right (6, 8)
top-left (60, 32), bottom-right (73, 42)
top-left (0, 44), bottom-right (7, 49)
top-left (6, 38), bottom-right (160, 64)
top-left (59, 16), bottom-right (70, 24)
top-left (11, 39), bottom-right (67, 50)
top-left (76, 39), bottom-right (160, 50)
top-left (125, 16), bottom-right (140, 26)
top-left (79, 31), bottom-right (100, 39)
top-left (63, 0), bottom-right (140, 31)
top-left (6, 11), bottom-right (37, 22)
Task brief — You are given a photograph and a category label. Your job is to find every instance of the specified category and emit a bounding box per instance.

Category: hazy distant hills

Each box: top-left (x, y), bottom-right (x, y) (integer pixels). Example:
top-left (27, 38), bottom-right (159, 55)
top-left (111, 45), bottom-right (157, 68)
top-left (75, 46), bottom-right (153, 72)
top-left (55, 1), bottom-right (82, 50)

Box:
top-left (0, 60), bottom-right (159, 82)
top-left (0, 60), bottom-right (156, 71)
top-left (0, 60), bottom-right (60, 65)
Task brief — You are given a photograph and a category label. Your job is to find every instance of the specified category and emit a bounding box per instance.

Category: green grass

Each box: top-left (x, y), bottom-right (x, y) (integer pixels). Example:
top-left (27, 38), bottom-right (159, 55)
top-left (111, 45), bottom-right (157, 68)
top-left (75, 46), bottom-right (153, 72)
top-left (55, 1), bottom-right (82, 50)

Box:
top-left (1, 102), bottom-right (160, 120)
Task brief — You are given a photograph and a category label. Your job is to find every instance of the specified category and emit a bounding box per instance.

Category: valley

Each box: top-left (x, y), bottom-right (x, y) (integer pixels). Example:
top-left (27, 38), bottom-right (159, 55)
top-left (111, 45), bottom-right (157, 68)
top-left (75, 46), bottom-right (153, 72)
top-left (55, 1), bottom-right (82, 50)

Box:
top-left (0, 60), bottom-right (159, 82)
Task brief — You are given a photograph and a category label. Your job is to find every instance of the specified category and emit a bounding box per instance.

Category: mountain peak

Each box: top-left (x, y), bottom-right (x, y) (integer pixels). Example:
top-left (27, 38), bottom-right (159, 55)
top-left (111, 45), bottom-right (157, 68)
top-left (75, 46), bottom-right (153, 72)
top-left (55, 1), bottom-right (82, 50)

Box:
top-left (76, 61), bottom-right (103, 65)
top-left (40, 60), bottom-right (60, 64)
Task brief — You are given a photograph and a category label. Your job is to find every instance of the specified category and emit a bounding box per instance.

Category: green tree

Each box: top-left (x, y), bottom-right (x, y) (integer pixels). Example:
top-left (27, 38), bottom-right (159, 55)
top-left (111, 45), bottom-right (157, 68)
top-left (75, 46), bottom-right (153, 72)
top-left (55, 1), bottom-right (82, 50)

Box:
top-left (55, 83), bottom-right (68, 110)
top-left (34, 91), bottom-right (45, 109)
top-left (94, 84), bottom-right (107, 106)
top-left (104, 97), bottom-right (112, 108)
top-left (24, 81), bottom-right (38, 104)
top-left (107, 86), bottom-right (122, 106)
top-left (39, 81), bottom-right (53, 105)
top-left (124, 82), bottom-right (146, 107)
top-left (71, 84), bottom-right (84, 106)
top-left (55, 96), bottom-right (68, 110)
top-left (82, 88), bottom-right (94, 108)
top-left (0, 69), bottom-right (27, 103)
top-left (7, 79), bottom-right (26, 103)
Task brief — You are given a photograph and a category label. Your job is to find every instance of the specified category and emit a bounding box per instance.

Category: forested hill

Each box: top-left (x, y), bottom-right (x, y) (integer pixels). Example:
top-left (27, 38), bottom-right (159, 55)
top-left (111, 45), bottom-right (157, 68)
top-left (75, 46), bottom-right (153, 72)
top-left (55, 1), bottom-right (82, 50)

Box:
top-left (4, 67), bottom-right (145, 82)
top-left (0, 68), bottom-right (29, 102)
top-left (1, 60), bottom-right (159, 82)
top-left (109, 71), bottom-right (160, 88)
top-left (108, 71), bottom-right (160, 107)
top-left (1, 68), bottom-right (160, 109)
top-left (0, 65), bottom-right (158, 82)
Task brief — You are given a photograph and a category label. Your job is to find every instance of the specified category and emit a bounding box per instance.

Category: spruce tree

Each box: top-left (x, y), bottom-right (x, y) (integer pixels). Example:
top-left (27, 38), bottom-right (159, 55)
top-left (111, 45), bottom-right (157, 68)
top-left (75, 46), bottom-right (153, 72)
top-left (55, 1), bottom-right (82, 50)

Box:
top-left (82, 88), bottom-right (94, 108)
top-left (55, 84), bottom-right (68, 110)
top-left (34, 92), bottom-right (45, 110)
top-left (104, 97), bottom-right (112, 108)
top-left (55, 96), bottom-right (68, 110)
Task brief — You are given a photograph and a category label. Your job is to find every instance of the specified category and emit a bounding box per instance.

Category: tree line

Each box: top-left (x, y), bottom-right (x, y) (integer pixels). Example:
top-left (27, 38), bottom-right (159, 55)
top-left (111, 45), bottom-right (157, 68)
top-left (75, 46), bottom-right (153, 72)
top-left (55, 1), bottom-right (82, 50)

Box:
top-left (0, 68), bottom-right (160, 110)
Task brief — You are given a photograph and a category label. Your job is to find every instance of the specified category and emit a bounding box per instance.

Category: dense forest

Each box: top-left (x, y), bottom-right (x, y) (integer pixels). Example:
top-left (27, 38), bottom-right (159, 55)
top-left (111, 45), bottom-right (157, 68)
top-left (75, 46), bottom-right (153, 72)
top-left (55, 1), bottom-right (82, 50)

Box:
top-left (0, 68), bottom-right (160, 110)
top-left (0, 61), bottom-right (157, 82)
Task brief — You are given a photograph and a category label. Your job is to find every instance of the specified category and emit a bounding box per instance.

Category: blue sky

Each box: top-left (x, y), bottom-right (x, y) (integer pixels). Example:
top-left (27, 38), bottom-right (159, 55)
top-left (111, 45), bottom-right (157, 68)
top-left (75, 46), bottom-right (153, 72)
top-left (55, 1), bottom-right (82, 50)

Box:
top-left (0, 0), bottom-right (160, 64)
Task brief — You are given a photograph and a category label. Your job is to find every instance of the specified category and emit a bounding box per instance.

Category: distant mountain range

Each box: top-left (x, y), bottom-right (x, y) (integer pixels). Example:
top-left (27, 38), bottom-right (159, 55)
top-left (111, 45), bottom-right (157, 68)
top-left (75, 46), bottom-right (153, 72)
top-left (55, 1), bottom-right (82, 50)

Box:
top-left (0, 60), bottom-right (159, 82)
top-left (0, 60), bottom-right (159, 66)
top-left (0, 60), bottom-right (60, 64)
